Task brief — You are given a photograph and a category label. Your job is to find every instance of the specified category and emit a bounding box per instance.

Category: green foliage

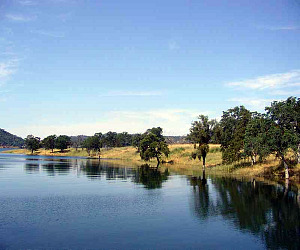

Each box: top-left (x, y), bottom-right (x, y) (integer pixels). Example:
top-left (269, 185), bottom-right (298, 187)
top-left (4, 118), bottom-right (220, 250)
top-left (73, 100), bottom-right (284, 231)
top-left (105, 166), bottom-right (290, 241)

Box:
top-left (0, 128), bottom-right (24, 147)
top-left (25, 135), bottom-right (41, 153)
top-left (220, 106), bottom-right (251, 164)
top-left (83, 135), bottom-right (102, 156)
top-left (187, 115), bottom-right (214, 168)
top-left (139, 127), bottom-right (170, 163)
top-left (187, 115), bottom-right (212, 146)
top-left (132, 133), bottom-right (143, 151)
top-left (55, 135), bottom-right (71, 152)
top-left (265, 98), bottom-right (299, 166)
top-left (210, 119), bottom-right (222, 144)
top-left (42, 135), bottom-right (56, 152)
top-left (244, 113), bottom-right (269, 163)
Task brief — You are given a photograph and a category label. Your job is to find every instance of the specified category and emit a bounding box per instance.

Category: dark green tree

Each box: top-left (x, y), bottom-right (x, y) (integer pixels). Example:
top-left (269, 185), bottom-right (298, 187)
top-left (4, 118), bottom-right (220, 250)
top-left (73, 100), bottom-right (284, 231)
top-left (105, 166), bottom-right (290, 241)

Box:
top-left (55, 135), bottom-right (71, 152)
top-left (139, 127), bottom-right (170, 164)
top-left (187, 115), bottom-right (214, 169)
top-left (132, 133), bottom-right (143, 152)
top-left (83, 135), bottom-right (102, 157)
top-left (116, 132), bottom-right (132, 147)
top-left (25, 135), bottom-right (41, 154)
top-left (244, 113), bottom-right (269, 165)
top-left (220, 106), bottom-right (251, 164)
top-left (102, 131), bottom-right (118, 147)
top-left (265, 99), bottom-right (299, 179)
top-left (42, 135), bottom-right (56, 152)
top-left (210, 119), bottom-right (222, 144)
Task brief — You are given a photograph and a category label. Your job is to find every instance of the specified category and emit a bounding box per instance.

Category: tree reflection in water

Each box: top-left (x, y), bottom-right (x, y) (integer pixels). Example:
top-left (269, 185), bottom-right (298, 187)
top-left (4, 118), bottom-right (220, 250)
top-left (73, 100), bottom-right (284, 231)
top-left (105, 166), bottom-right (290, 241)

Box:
top-left (188, 172), bottom-right (300, 249)
top-left (134, 164), bottom-right (169, 189)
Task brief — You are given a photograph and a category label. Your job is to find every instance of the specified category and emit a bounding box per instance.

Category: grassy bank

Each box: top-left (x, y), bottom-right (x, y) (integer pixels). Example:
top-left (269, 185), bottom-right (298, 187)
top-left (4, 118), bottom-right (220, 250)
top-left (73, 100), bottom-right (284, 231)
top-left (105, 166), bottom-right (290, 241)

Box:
top-left (3, 144), bottom-right (300, 182)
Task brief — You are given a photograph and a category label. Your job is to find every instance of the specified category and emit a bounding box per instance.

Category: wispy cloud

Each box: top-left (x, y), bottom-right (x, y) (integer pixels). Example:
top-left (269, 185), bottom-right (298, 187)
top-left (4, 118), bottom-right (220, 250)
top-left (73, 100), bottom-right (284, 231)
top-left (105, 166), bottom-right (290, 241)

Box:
top-left (6, 14), bottom-right (35, 22)
top-left (11, 109), bottom-right (213, 138)
top-left (0, 59), bottom-right (18, 83)
top-left (0, 64), bottom-right (14, 82)
top-left (100, 90), bottom-right (163, 97)
top-left (226, 70), bottom-right (300, 90)
top-left (257, 25), bottom-right (299, 31)
top-left (30, 30), bottom-right (65, 38)
top-left (18, 0), bottom-right (37, 6)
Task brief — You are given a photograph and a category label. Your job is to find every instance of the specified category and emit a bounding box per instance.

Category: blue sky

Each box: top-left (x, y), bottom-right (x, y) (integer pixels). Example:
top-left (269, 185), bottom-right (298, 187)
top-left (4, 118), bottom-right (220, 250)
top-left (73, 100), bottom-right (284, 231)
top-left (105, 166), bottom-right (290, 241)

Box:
top-left (0, 0), bottom-right (299, 138)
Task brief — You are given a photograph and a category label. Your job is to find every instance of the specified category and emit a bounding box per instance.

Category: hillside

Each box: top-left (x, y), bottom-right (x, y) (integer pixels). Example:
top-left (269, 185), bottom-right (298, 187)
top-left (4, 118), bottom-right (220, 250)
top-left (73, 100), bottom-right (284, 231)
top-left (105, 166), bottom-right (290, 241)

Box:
top-left (0, 128), bottom-right (24, 147)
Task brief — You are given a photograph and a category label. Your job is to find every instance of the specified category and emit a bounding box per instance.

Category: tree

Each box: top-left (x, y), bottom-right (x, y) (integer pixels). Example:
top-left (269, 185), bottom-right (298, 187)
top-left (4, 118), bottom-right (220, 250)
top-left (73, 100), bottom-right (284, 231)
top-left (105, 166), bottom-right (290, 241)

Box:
top-left (187, 115), bottom-right (214, 169)
top-left (139, 127), bottom-right (170, 164)
top-left (25, 135), bottom-right (41, 154)
top-left (210, 119), bottom-right (222, 144)
top-left (42, 135), bottom-right (56, 152)
top-left (116, 132), bottom-right (132, 147)
top-left (102, 131), bottom-right (118, 147)
top-left (220, 106), bottom-right (251, 164)
top-left (55, 135), bottom-right (71, 152)
top-left (71, 135), bottom-right (85, 151)
top-left (132, 133), bottom-right (143, 152)
top-left (244, 113), bottom-right (270, 165)
top-left (83, 135), bottom-right (102, 157)
top-left (265, 99), bottom-right (299, 179)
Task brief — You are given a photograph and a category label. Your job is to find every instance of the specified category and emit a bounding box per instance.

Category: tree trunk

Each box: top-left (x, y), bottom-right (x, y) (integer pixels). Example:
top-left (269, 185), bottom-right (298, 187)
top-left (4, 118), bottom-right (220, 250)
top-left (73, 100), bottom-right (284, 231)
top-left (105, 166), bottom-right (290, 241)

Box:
top-left (251, 155), bottom-right (255, 166)
top-left (156, 156), bottom-right (160, 165)
top-left (297, 144), bottom-right (300, 164)
top-left (31, 149), bottom-right (33, 154)
top-left (282, 156), bottom-right (289, 179)
top-left (202, 156), bottom-right (206, 170)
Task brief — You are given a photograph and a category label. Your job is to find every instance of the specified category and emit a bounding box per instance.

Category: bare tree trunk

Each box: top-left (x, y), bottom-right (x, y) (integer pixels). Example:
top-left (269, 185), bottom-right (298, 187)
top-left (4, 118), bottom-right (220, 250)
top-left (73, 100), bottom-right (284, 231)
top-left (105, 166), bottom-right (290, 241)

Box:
top-left (202, 156), bottom-right (206, 170)
top-left (282, 156), bottom-right (289, 179)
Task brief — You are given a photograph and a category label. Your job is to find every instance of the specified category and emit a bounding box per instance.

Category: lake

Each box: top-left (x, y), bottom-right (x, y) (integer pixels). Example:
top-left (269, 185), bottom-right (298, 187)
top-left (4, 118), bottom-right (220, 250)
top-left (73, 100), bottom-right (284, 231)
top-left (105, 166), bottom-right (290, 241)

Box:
top-left (0, 149), bottom-right (299, 249)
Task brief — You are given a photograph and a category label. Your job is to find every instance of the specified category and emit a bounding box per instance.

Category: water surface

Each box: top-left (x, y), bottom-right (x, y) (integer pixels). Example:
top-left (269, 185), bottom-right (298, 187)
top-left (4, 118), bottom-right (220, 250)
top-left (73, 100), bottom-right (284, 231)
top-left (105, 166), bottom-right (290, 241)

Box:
top-left (0, 150), bottom-right (299, 249)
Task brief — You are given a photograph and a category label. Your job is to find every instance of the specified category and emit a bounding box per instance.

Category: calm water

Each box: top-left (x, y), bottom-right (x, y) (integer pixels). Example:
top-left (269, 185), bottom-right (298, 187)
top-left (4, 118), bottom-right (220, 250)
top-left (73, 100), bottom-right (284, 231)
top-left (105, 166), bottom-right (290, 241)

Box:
top-left (0, 149), bottom-right (299, 249)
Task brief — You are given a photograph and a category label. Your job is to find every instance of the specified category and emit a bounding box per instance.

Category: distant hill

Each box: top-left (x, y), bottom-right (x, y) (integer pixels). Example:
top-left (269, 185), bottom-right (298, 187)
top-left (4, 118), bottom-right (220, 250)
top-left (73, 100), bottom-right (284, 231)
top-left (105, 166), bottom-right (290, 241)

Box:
top-left (0, 128), bottom-right (24, 147)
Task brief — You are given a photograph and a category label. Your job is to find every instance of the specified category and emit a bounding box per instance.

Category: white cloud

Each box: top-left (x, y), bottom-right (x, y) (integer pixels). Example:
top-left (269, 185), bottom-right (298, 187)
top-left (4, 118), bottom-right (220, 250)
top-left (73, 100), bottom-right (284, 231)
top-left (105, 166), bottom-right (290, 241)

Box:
top-left (6, 14), bottom-right (35, 22)
top-left (226, 70), bottom-right (300, 90)
top-left (227, 98), bottom-right (275, 109)
top-left (99, 91), bottom-right (163, 97)
top-left (11, 109), bottom-right (213, 138)
top-left (30, 30), bottom-right (65, 38)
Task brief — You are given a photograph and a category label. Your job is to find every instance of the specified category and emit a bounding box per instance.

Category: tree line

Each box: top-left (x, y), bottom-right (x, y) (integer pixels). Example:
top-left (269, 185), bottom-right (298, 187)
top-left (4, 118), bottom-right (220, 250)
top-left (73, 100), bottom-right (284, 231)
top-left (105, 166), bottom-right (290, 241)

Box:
top-left (24, 128), bottom-right (170, 164)
top-left (187, 96), bottom-right (299, 179)
top-left (25, 96), bottom-right (299, 179)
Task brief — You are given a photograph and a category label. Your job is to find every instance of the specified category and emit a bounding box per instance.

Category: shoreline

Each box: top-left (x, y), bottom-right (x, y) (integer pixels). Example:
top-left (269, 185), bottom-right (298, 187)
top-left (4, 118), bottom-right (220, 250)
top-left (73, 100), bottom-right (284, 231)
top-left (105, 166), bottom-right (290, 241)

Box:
top-left (2, 144), bottom-right (300, 184)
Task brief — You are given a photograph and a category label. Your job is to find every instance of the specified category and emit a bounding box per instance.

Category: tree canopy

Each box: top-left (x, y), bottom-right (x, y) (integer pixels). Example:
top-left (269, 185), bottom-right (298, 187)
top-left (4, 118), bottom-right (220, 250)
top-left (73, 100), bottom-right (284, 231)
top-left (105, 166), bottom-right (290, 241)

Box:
top-left (42, 135), bottom-right (56, 152)
top-left (25, 135), bottom-right (41, 153)
top-left (139, 127), bottom-right (170, 164)
top-left (55, 135), bottom-right (71, 152)
top-left (220, 106), bottom-right (251, 164)
top-left (187, 115), bottom-right (215, 169)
